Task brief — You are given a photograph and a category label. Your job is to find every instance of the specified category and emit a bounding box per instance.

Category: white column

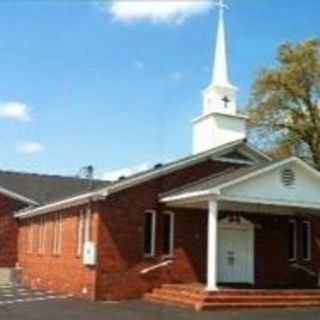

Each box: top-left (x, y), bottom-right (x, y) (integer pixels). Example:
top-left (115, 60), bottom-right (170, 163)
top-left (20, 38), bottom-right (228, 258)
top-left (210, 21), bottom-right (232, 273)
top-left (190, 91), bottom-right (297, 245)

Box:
top-left (207, 198), bottom-right (219, 291)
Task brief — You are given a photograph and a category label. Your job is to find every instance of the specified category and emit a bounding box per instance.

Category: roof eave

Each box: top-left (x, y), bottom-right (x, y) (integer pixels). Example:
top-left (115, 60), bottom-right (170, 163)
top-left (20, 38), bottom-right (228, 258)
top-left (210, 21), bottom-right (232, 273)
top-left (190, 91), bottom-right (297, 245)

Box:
top-left (15, 191), bottom-right (105, 220)
top-left (0, 187), bottom-right (38, 206)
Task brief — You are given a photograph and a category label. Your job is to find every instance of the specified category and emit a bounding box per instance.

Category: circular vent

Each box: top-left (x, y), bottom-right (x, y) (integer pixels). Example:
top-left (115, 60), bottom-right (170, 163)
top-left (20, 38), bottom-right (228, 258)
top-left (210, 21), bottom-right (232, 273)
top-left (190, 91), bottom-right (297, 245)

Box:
top-left (281, 168), bottom-right (296, 187)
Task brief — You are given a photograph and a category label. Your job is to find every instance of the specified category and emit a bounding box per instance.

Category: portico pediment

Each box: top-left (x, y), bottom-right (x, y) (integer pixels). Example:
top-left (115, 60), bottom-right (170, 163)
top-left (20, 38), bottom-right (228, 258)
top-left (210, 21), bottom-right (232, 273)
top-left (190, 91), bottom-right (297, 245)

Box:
top-left (218, 158), bottom-right (320, 210)
top-left (161, 157), bottom-right (320, 210)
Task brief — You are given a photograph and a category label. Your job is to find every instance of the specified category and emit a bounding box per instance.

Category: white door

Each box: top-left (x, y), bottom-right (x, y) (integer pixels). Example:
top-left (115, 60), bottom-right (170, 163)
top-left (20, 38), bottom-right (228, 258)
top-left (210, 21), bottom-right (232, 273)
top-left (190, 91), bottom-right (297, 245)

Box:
top-left (218, 217), bottom-right (254, 284)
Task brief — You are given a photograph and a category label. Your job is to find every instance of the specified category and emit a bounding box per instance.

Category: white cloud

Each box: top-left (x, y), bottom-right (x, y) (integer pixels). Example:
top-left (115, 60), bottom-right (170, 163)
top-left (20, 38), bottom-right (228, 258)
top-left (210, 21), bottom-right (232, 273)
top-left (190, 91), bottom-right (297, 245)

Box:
top-left (17, 142), bottom-right (45, 154)
top-left (107, 0), bottom-right (213, 24)
top-left (0, 102), bottom-right (31, 122)
top-left (102, 162), bottom-right (150, 181)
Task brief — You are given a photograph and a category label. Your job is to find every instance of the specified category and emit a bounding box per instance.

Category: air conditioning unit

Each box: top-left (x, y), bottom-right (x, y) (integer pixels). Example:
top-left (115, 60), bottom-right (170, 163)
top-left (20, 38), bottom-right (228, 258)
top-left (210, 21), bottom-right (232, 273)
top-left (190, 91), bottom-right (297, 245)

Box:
top-left (83, 241), bottom-right (97, 266)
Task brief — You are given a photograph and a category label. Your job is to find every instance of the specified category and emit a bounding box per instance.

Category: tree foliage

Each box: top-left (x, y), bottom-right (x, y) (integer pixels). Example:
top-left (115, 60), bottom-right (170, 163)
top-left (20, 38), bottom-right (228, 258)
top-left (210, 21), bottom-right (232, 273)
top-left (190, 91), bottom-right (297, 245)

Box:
top-left (248, 39), bottom-right (320, 169)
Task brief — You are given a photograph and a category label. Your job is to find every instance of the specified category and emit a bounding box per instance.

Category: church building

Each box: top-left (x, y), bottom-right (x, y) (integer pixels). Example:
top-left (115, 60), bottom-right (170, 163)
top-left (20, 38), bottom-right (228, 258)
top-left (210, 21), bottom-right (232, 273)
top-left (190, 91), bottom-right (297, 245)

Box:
top-left (0, 1), bottom-right (320, 311)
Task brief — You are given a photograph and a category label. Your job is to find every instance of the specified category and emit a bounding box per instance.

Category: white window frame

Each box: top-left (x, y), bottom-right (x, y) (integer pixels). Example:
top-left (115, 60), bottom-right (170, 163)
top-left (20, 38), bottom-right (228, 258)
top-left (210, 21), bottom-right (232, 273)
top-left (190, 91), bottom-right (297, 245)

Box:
top-left (77, 209), bottom-right (85, 257)
top-left (84, 207), bottom-right (91, 243)
top-left (53, 214), bottom-right (58, 255)
top-left (162, 211), bottom-right (175, 258)
top-left (57, 213), bottom-right (63, 254)
top-left (77, 207), bottom-right (91, 257)
top-left (42, 217), bottom-right (47, 254)
top-left (144, 210), bottom-right (156, 258)
top-left (28, 222), bottom-right (34, 254)
top-left (288, 219), bottom-right (297, 262)
top-left (302, 220), bottom-right (312, 261)
top-left (37, 217), bottom-right (45, 254)
top-left (53, 213), bottom-right (63, 256)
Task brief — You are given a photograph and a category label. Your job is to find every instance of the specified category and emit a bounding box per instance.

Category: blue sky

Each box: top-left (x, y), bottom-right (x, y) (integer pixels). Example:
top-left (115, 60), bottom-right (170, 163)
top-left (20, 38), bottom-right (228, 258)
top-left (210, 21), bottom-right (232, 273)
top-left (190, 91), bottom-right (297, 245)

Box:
top-left (0, 0), bottom-right (318, 179)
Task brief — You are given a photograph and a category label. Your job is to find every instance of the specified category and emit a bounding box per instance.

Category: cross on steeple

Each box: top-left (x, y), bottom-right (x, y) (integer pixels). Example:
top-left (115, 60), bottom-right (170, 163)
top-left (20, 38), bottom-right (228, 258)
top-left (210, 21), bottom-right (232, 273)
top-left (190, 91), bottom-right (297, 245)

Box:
top-left (213, 0), bottom-right (228, 14)
top-left (222, 96), bottom-right (231, 108)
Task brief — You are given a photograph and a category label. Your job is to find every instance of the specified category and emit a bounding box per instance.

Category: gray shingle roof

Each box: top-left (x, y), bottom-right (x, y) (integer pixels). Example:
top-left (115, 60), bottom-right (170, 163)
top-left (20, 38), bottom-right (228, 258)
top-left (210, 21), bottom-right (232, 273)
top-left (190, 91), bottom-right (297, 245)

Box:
top-left (160, 160), bottom-right (279, 199)
top-left (5, 140), bottom-right (271, 212)
top-left (0, 170), bottom-right (109, 205)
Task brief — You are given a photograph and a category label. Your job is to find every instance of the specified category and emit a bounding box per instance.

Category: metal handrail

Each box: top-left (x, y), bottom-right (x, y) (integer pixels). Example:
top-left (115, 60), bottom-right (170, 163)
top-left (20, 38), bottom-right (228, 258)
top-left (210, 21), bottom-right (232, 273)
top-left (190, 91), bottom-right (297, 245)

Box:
top-left (140, 260), bottom-right (173, 275)
top-left (291, 263), bottom-right (317, 277)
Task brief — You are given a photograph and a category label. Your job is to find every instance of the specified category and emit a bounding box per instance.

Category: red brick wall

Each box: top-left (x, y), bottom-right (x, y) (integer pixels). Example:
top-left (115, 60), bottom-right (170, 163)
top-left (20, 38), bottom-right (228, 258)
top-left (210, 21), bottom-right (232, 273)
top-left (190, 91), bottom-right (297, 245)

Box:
top-left (15, 157), bottom-right (320, 301)
top-left (97, 205), bottom-right (320, 300)
top-left (18, 203), bottom-right (100, 300)
top-left (96, 160), bottom-right (236, 300)
top-left (252, 213), bottom-right (320, 288)
top-left (17, 159), bottom-right (233, 301)
top-left (218, 212), bottom-right (320, 289)
top-left (0, 195), bottom-right (24, 267)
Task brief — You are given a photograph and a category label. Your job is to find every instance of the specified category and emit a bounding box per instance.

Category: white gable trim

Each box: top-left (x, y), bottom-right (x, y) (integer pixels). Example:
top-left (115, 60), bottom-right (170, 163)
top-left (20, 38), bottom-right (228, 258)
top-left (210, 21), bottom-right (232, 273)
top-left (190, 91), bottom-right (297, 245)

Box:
top-left (212, 157), bottom-right (320, 193)
top-left (219, 195), bottom-right (320, 210)
top-left (243, 143), bottom-right (273, 162)
top-left (0, 186), bottom-right (38, 206)
top-left (162, 157), bottom-right (320, 210)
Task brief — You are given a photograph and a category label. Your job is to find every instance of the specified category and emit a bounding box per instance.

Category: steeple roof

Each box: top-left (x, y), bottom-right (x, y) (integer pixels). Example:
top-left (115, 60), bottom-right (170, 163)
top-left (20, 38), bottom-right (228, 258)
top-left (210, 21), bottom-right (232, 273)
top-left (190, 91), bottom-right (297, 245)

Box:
top-left (211, 0), bottom-right (233, 88)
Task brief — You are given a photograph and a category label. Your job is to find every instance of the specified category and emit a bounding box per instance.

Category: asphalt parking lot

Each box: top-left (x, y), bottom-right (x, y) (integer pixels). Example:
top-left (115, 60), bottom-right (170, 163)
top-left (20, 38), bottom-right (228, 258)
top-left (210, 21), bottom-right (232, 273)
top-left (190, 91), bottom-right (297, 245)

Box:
top-left (0, 285), bottom-right (320, 320)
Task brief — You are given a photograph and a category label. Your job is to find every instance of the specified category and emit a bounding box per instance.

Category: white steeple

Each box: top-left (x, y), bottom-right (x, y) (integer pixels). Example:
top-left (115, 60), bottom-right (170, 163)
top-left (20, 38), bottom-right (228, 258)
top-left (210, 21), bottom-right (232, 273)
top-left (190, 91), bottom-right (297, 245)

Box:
top-left (212, 1), bottom-right (230, 88)
top-left (192, 0), bottom-right (247, 154)
top-left (203, 0), bottom-right (238, 115)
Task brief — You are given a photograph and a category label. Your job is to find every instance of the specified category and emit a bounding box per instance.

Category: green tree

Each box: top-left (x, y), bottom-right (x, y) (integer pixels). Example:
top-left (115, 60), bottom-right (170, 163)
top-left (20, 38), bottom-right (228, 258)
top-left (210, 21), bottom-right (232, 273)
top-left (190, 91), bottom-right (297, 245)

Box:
top-left (248, 39), bottom-right (320, 169)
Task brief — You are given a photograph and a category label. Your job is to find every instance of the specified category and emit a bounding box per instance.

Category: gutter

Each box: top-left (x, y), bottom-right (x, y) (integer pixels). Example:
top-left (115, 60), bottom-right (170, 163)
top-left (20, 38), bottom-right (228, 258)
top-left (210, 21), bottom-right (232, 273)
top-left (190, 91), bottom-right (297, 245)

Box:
top-left (15, 191), bottom-right (105, 220)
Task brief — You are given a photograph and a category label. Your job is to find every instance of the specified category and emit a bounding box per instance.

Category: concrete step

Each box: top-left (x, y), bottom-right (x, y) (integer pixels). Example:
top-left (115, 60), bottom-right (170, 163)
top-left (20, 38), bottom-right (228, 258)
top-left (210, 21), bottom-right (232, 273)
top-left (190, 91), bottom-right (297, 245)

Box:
top-left (0, 268), bottom-right (21, 286)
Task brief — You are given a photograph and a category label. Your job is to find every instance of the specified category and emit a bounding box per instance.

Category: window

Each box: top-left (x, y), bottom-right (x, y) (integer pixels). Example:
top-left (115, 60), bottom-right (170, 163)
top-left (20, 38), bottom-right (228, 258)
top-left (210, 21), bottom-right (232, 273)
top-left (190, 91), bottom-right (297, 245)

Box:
top-left (144, 210), bottom-right (156, 257)
top-left (162, 211), bottom-right (175, 257)
top-left (27, 222), bottom-right (34, 253)
top-left (77, 209), bottom-right (85, 256)
top-left (288, 220), bottom-right (297, 261)
top-left (302, 221), bottom-right (311, 261)
top-left (37, 219), bottom-right (42, 254)
top-left (53, 213), bottom-right (63, 255)
top-left (77, 207), bottom-right (91, 257)
top-left (38, 217), bottom-right (46, 254)
top-left (84, 207), bottom-right (91, 243)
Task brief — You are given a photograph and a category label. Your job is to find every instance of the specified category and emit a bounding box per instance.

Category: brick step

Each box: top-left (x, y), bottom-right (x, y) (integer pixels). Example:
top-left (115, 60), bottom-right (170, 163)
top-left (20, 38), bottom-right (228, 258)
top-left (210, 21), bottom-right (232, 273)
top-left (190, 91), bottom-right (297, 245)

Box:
top-left (202, 295), bottom-right (320, 303)
top-left (154, 288), bottom-right (320, 302)
top-left (145, 284), bottom-right (320, 311)
top-left (145, 293), bottom-right (320, 311)
top-left (162, 284), bottom-right (320, 296)
top-left (200, 301), bottom-right (320, 311)
top-left (149, 289), bottom-right (320, 304)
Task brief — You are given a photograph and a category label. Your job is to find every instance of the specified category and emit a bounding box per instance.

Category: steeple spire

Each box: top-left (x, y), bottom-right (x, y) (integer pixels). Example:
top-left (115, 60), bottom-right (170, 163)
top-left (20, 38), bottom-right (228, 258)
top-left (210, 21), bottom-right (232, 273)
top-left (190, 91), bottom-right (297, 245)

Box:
top-left (212, 0), bottom-right (231, 87)
top-left (202, 0), bottom-right (238, 115)
top-left (192, 0), bottom-right (247, 154)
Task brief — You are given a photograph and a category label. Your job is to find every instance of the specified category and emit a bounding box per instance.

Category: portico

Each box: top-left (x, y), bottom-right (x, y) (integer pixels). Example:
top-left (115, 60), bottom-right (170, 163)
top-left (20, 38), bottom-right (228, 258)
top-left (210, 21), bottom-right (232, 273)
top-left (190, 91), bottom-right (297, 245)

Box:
top-left (161, 157), bottom-right (320, 291)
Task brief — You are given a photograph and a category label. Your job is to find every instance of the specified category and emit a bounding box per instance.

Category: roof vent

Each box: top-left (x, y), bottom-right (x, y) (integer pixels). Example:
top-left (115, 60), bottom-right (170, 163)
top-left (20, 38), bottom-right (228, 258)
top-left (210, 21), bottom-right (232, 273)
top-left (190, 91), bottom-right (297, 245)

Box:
top-left (118, 176), bottom-right (126, 181)
top-left (281, 168), bottom-right (295, 188)
top-left (154, 163), bottom-right (163, 169)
